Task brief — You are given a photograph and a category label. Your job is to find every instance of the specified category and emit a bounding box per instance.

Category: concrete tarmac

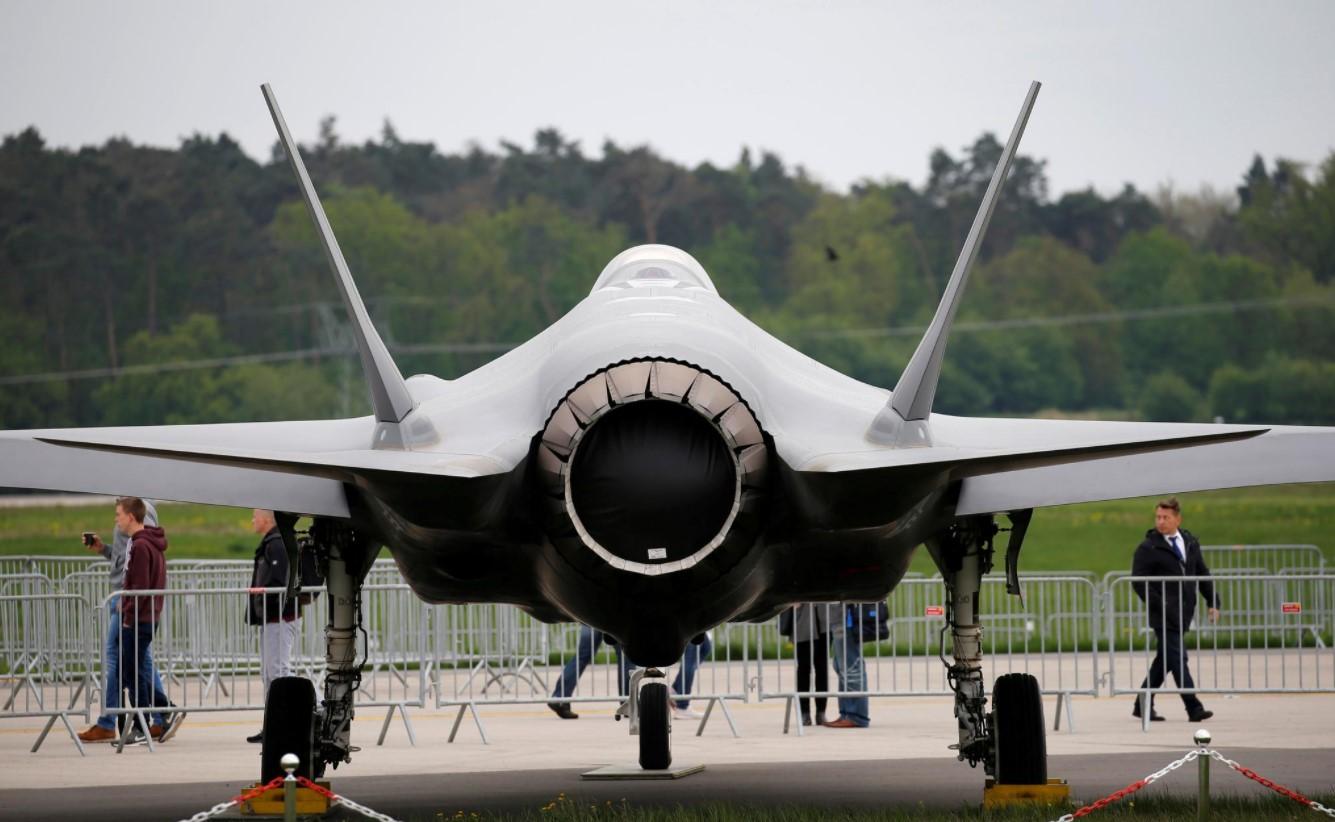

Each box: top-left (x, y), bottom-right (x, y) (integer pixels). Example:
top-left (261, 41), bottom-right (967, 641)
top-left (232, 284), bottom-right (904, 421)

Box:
top-left (2, 694), bottom-right (1333, 820)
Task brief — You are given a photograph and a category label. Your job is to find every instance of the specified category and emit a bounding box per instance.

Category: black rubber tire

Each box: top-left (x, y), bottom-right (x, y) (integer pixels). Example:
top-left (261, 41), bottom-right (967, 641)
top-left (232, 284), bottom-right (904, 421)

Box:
top-left (993, 672), bottom-right (1047, 785)
top-left (261, 676), bottom-right (316, 783)
top-left (638, 681), bottom-right (672, 770)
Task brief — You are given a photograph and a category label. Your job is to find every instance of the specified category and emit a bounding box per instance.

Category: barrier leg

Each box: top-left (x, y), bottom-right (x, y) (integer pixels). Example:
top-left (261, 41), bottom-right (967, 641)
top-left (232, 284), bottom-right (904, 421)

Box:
top-left (376, 705), bottom-right (397, 746)
top-left (698, 697), bottom-right (740, 739)
top-left (446, 702), bottom-right (489, 744)
top-left (782, 693), bottom-right (804, 736)
top-left (376, 703), bottom-right (418, 747)
top-left (1053, 692), bottom-right (1075, 733)
top-left (31, 677), bottom-right (87, 754)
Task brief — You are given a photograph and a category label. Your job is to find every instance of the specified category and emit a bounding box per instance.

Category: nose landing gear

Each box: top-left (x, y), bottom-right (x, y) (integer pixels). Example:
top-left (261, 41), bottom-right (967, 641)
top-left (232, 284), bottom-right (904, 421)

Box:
top-left (614, 667), bottom-right (673, 770)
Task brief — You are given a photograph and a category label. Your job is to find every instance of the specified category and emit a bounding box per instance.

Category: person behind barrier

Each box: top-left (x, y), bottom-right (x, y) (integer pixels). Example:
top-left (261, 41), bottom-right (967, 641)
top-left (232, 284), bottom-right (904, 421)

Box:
top-left (109, 497), bottom-right (173, 739)
top-left (1131, 496), bottom-right (1220, 723)
top-left (545, 624), bottom-right (628, 719)
top-left (779, 603), bottom-right (829, 726)
top-left (824, 602), bottom-right (886, 728)
top-left (245, 508), bottom-right (300, 743)
top-left (79, 498), bottom-right (179, 743)
top-left (670, 630), bottom-right (713, 719)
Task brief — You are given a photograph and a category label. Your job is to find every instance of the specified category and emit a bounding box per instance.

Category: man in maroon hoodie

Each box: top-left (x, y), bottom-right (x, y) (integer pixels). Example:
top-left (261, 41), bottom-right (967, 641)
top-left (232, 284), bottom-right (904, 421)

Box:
top-left (116, 496), bottom-right (173, 739)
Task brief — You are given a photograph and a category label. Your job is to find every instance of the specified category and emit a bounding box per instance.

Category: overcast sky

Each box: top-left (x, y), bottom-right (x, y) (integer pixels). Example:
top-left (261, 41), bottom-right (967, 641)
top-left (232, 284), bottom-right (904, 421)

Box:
top-left (3, 1), bottom-right (1334, 198)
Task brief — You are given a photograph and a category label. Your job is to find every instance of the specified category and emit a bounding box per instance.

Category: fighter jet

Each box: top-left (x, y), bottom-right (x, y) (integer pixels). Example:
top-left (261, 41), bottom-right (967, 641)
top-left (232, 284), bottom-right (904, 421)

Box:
top-left (3, 81), bottom-right (1332, 784)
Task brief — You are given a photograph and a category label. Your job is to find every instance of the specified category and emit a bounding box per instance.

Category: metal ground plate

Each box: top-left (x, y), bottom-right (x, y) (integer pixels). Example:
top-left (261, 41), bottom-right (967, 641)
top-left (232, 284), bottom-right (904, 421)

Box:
top-left (581, 763), bottom-right (706, 780)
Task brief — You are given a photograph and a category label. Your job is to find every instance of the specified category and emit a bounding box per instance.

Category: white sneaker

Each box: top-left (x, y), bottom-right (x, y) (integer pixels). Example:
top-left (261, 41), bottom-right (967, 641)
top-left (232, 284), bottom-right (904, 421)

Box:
top-left (672, 706), bottom-right (703, 720)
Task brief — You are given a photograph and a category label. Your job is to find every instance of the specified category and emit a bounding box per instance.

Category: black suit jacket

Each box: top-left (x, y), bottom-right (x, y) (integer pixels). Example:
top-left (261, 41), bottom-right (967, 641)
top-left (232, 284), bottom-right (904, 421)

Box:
top-left (1131, 528), bottom-right (1219, 631)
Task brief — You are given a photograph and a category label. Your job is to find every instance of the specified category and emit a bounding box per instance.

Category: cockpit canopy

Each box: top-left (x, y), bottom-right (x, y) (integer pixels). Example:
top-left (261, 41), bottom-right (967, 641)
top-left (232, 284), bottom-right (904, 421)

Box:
top-left (591, 245), bottom-right (719, 296)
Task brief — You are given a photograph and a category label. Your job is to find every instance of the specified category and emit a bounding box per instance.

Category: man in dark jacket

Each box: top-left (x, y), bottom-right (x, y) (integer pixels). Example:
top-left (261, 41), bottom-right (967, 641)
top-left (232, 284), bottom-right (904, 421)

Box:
top-left (1131, 497), bottom-right (1220, 722)
top-left (246, 509), bottom-right (299, 743)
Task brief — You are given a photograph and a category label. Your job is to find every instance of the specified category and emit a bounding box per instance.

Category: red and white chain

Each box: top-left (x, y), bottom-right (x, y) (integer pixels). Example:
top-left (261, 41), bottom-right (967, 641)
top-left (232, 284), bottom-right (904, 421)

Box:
top-left (177, 775), bottom-right (401, 822)
top-left (1208, 750), bottom-right (1335, 819)
top-left (296, 776), bottom-right (403, 822)
top-left (1051, 750), bottom-right (1199, 822)
top-left (176, 776), bottom-right (284, 822)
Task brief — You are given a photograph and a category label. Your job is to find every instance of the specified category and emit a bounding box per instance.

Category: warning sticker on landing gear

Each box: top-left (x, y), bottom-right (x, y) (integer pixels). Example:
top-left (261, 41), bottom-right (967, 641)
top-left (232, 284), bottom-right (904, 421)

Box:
top-left (647, 548), bottom-right (667, 560)
top-left (925, 605), bottom-right (945, 616)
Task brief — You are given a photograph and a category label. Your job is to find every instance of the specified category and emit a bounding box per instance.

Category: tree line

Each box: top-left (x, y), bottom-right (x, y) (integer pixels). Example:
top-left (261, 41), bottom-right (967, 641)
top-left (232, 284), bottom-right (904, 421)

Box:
top-left (1, 119), bottom-right (1332, 430)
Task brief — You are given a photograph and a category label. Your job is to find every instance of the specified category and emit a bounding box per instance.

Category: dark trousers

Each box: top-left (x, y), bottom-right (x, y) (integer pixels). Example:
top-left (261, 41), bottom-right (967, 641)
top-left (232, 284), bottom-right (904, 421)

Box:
top-left (118, 621), bottom-right (169, 724)
top-left (795, 636), bottom-right (828, 718)
top-left (1140, 624), bottom-right (1205, 713)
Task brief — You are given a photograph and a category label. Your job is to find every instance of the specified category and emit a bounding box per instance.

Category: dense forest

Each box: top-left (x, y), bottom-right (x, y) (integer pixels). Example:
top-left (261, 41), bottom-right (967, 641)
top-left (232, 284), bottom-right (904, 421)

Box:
top-left (1, 119), bottom-right (1332, 430)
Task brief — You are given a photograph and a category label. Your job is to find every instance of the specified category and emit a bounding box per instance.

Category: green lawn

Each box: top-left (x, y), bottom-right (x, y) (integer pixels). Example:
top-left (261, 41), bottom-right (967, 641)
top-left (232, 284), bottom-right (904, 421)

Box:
top-left (0, 501), bottom-right (262, 560)
top-left (908, 483), bottom-right (1335, 577)
top-left (1, 484), bottom-right (1332, 576)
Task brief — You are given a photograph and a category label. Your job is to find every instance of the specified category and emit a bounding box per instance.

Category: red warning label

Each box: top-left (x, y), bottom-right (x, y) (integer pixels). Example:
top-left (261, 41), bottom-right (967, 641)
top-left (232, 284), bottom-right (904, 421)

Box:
top-left (1281, 602), bottom-right (1302, 614)
top-left (925, 605), bottom-right (945, 617)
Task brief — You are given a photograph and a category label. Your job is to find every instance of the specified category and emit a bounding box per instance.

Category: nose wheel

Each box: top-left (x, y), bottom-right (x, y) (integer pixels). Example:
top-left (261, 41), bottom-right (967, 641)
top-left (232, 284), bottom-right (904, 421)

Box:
top-left (616, 667), bottom-right (673, 771)
top-left (638, 681), bottom-right (671, 770)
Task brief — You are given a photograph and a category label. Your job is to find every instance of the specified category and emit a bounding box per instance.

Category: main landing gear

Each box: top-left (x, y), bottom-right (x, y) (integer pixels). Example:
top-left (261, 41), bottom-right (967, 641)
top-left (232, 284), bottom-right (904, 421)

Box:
top-left (260, 520), bottom-right (370, 783)
top-left (928, 513), bottom-right (1047, 786)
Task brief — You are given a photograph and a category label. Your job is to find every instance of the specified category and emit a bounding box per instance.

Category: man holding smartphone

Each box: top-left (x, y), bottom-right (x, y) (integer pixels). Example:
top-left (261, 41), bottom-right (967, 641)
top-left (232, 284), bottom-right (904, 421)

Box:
top-left (78, 497), bottom-right (181, 743)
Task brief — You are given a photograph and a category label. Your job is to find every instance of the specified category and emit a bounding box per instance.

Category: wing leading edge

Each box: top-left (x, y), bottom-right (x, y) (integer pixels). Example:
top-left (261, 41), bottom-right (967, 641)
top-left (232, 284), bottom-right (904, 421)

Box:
top-left (955, 423), bottom-right (1335, 515)
top-left (0, 432), bottom-right (350, 516)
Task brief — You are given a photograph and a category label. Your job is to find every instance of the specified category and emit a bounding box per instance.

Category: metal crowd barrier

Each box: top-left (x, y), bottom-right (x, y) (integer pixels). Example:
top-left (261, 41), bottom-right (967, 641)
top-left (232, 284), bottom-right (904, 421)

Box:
top-left (1105, 574), bottom-right (1335, 730)
top-left (1202, 544), bottom-right (1326, 575)
top-left (0, 594), bottom-right (96, 754)
top-left (752, 574), bottom-right (1101, 734)
top-left (2, 561), bottom-right (1331, 754)
top-left (430, 608), bottom-right (750, 743)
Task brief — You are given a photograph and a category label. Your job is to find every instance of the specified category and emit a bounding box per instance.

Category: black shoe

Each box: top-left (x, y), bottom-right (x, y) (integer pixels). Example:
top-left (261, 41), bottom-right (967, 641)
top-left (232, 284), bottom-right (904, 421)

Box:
top-left (547, 702), bottom-right (579, 720)
top-left (1188, 709), bottom-right (1214, 722)
top-left (160, 710), bottom-right (186, 742)
top-left (1131, 703), bottom-right (1165, 722)
top-left (246, 731), bottom-right (264, 744)
top-left (800, 714), bottom-right (812, 727)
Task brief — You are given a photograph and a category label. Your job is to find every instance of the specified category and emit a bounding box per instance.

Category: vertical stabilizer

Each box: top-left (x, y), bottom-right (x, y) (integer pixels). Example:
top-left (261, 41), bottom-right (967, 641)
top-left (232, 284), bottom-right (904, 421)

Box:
top-left (261, 83), bottom-right (415, 425)
top-left (884, 82), bottom-right (1041, 429)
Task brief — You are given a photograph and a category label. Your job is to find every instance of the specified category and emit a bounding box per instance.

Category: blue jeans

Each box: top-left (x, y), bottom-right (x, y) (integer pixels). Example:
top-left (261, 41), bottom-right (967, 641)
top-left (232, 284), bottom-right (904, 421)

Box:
top-left (672, 634), bottom-right (713, 709)
top-left (551, 625), bottom-right (604, 700)
top-left (97, 597), bottom-right (168, 729)
top-left (830, 632), bottom-right (870, 727)
top-left (118, 620), bottom-right (170, 727)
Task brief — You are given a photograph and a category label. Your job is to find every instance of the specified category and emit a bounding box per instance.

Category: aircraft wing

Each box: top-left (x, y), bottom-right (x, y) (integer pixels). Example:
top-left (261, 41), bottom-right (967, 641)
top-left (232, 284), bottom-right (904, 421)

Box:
top-left (0, 410), bottom-right (508, 517)
top-left (792, 418), bottom-right (1267, 476)
top-left (953, 422), bottom-right (1335, 515)
top-left (0, 422), bottom-right (353, 516)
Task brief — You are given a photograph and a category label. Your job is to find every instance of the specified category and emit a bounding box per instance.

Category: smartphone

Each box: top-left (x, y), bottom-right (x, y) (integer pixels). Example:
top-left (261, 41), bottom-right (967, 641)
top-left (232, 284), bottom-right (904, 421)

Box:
top-left (82, 531), bottom-right (97, 546)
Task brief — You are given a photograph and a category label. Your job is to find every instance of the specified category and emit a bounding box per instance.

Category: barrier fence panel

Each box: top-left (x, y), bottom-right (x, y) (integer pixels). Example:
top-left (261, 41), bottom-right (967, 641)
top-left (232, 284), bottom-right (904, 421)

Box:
top-left (0, 593), bottom-right (96, 754)
top-left (1105, 574), bottom-right (1335, 726)
top-left (753, 575), bottom-right (1101, 733)
top-left (356, 583), bottom-right (430, 746)
top-left (431, 605), bottom-right (752, 742)
top-left (7, 565), bottom-right (1334, 754)
top-left (1202, 544), bottom-right (1326, 575)
top-left (0, 555), bottom-right (106, 584)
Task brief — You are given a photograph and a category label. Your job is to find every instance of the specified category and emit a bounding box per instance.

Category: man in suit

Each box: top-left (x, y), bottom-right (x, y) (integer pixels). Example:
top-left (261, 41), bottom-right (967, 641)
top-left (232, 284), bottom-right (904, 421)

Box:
top-left (1131, 496), bottom-right (1220, 722)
